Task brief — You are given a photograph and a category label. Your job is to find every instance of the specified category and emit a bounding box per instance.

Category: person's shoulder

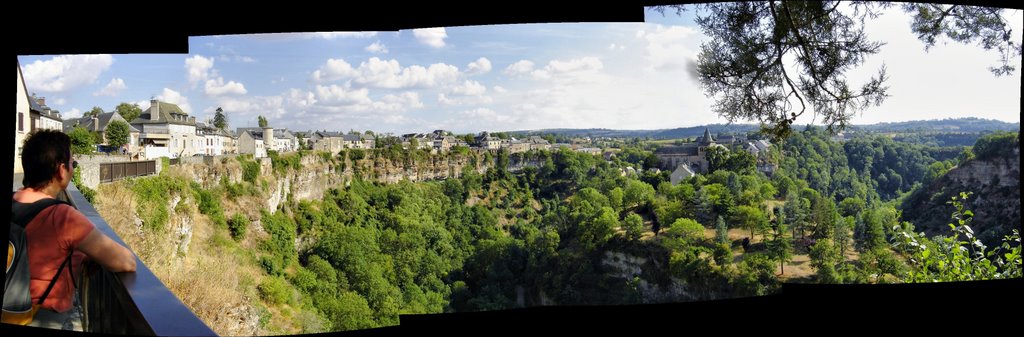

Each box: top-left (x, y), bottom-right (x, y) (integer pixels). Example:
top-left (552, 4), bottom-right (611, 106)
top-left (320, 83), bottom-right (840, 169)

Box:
top-left (50, 203), bottom-right (91, 223)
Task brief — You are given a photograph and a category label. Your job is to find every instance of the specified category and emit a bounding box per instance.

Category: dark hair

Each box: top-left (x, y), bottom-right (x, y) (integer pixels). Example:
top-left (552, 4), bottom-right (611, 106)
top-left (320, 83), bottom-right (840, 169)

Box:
top-left (21, 129), bottom-right (73, 190)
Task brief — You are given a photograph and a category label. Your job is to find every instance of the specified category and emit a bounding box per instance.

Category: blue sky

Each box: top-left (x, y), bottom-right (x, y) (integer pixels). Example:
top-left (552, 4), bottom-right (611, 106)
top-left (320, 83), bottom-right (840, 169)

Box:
top-left (18, 6), bottom-right (1022, 135)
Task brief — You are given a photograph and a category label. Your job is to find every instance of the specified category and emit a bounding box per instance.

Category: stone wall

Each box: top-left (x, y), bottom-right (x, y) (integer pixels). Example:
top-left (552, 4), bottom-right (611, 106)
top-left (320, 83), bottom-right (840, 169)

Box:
top-left (77, 154), bottom-right (160, 189)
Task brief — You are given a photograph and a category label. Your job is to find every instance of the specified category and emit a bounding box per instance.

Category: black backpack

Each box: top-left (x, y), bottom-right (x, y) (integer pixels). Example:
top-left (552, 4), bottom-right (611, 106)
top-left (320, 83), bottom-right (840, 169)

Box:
top-left (3, 196), bottom-right (75, 325)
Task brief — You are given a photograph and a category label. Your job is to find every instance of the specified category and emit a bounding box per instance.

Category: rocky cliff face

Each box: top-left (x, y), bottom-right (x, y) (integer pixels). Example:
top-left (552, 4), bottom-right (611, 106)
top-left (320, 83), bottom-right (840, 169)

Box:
top-left (901, 146), bottom-right (1020, 246)
top-left (173, 152), bottom-right (543, 213)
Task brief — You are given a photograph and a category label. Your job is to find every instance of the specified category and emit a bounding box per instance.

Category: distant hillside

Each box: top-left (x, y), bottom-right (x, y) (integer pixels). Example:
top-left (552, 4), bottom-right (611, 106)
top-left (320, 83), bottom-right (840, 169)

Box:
top-left (511, 124), bottom-right (761, 140)
top-left (852, 117), bottom-right (1019, 133)
top-left (900, 132), bottom-right (1021, 247)
top-left (509, 118), bottom-right (1019, 140)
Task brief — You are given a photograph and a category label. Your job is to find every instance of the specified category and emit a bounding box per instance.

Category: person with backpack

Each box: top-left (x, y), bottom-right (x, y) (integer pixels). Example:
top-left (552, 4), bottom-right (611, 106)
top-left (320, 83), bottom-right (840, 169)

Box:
top-left (4, 130), bottom-right (136, 329)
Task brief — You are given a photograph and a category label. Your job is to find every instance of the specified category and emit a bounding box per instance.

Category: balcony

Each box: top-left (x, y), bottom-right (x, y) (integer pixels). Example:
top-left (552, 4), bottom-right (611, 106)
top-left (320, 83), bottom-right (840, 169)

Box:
top-left (10, 179), bottom-right (217, 335)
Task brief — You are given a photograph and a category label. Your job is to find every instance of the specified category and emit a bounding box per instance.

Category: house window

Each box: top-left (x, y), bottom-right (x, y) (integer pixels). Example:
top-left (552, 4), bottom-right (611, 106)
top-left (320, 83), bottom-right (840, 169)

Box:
top-left (18, 112), bottom-right (24, 131)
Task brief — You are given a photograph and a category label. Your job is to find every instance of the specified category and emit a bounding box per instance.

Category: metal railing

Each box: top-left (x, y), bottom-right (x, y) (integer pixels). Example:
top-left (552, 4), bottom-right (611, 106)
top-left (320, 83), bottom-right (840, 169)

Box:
top-left (99, 160), bottom-right (158, 183)
top-left (62, 183), bottom-right (216, 336)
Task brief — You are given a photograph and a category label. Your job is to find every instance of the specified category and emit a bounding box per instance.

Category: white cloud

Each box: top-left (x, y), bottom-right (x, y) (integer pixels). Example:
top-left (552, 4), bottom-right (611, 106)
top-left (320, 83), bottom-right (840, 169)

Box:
top-left (608, 43), bottom-right (626, 51)
top-left (530, 57), bottom-right (605, 81)
top-left (246, 31), bottom-right (378, 41)
top-left (311, 58), bottom-right (359, 83)
top-left (22, 54), bottom-right (114, 93)
top-left (357, 58), bottom-right (460, 89)
top-left (93, 78), bottom-right (126, 97)
top-left (451, 80), bottom-right (487, 96)
top-left (640, 24), bottom-right (698, 70)
top-left (52, 98), bottom-right (66, 105)
top-left (436, 92), bottom-right (493, 106)
top-left (314, 84), bottom-right (372, 105)
top-left (155, 88), bottom-right (193, 114)
top-left (67, 108), bottom-right (82, 118)
top-left (209, 95), bottom-right (286, 127)
top-left (459, 108), bottom-right (513, 122)
top-left (412, 28), bottom-right (448, 48)
top-left (504, 60), bottom-right (535, 76)
top-left (365, 41), bottom-right (389, 54)
top-left (217, 54), bottom-right (257, 63)
top-left (185, 55), bottom-right (216, 87)
top-left (271, 76), bottom-right (286, 84)
top-left (205, 77), bottom-right (248, 96)
top-left (285, 88), bottom-right (317, 108)
top-left (437, 93), bottom-right (455, 105)
top-left (493, 86), bottom-right (507, 93)
top-left (466, 57), bottom-right (492, 75)
top-left (311, 57), bottom-right (460, 89)
top-left (309, 32), bottom-right (378, 39)
top-left (376, 92), bottom-right (424, 110)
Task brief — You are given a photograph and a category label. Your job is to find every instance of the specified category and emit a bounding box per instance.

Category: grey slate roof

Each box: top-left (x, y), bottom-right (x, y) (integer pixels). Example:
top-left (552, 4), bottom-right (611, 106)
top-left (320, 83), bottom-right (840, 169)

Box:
top-left (655, 145), bottom-right (700, 156)
top-left (63, 112), bottom-right (139, 133)
top-left (130, 101), bottom-right (195, 126)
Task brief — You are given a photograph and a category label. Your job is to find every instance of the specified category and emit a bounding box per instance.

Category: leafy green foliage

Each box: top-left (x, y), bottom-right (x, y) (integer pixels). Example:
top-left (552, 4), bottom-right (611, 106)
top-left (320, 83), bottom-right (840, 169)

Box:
top-left (809, 238), bottom-right (843, 283)
top-left (972, 131), bottom-right (1019, 161)
top-left (894, 192), bottom-right (1022, 282)
top-left (229, 213), bottom-right (248, 240)
top-left (623, 213), bottom-right (644, 241)
top-left (128, 175), bottom-right (187, 231)
top-left (71, 166), bottom-right (97, 203)
top-left (105, 120), bottom-right (131, 149)
top-left (241, 160), bottom-right (261, 184)
top-left (667, 218), bottom-right (704, 243)
top-left (68, 126), bottom-right (95, 154)
top-left (258, 276), bottom-right (292, 305)
top-left (193, 185), bottom-right (226, 228)
top-left (115, 102), bottom-right (142, 122)
top-left (269, 150), bottom-right (302, 174)
top-left (86, 106), bottom-right (104, 118)
top-left (213, 107), bottom-right (228, 130)
top-left (715, 216), bottom-right (729, 244)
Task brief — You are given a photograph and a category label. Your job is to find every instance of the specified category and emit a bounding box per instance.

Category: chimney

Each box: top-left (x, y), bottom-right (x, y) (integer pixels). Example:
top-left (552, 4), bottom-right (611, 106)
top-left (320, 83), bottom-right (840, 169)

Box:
top-left (37, 96), bottom-right (46, 106)
top-left (263, 126), bottom-right (274, 150)
top-left (92, 115), bottom-right (99, 131)
top-left (150, 99), bottom-right (160, 121)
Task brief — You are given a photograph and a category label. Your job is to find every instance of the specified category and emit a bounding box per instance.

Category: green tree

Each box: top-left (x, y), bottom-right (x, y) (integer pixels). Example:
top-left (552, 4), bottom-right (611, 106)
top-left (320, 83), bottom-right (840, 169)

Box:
top-left (258, 115), bottom-right (268, 128)
top-left (716, 216), bottom-right (729, 244)
top-left (213, 107), bottom-right (228, 130)
top-left (859, 208), bottom-right (889, 252)
top-left (115, 102), bottom-right (143, 122)
top-left (733, 205), bottom-right (766, 239)
top-left (623, 213), bottom-right (644, 241)
top-left (68, 125), bottom-right (95, 154)
top-left (809, 238), bottom-right (843, 283)
top-left (105, 120), bottom-right (130, 150)
top-left (837, 197), bottom-right (866, 218)
top-left (655, 2), bottom-right (1020, 140)
top-left (766, 220), bottom-right (793, 275)
top-left (623, 180), bottom-right (655, 209)
top-left (972, 131), bottom-right (1019, 160)
top-left (87, 106), bottom-right (104, 118)
top-left (667, 217), bottom-right (705, 243)
top-left (834, 216), bottom-right (854, 258)
top-left (578, 207), bottom-right (617, 251)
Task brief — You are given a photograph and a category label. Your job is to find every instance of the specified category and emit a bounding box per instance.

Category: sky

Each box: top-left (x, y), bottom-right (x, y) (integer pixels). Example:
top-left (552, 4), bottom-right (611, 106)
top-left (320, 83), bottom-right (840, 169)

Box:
top-left (17, 6), bottom-right (1022, 135)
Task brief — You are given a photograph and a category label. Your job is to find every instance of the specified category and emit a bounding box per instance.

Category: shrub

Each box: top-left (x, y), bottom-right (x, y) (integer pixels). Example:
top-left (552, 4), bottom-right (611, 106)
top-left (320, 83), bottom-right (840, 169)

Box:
top-left (242, 160), bottom-right (261, 184)
top-left (258, 276), bottom-right (291, 305)
top-left (229, 213), bottom-right (248, 240)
